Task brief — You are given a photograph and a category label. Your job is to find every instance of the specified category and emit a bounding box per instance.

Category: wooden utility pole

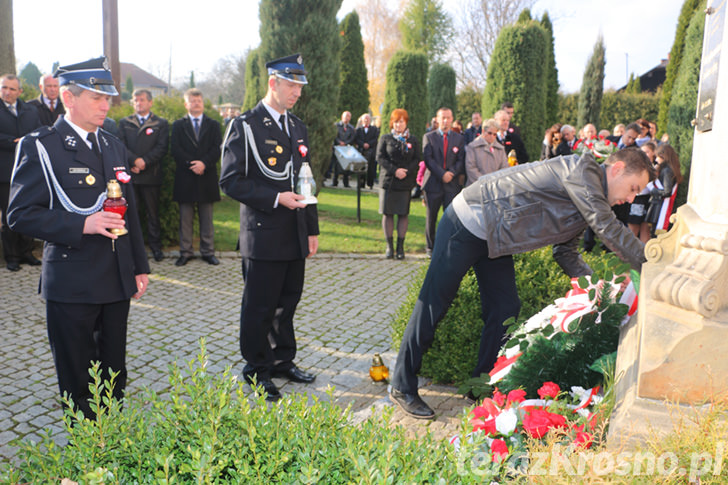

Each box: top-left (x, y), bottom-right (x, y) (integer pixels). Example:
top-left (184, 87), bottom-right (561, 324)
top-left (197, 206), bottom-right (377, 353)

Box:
top-left (102, 0), bottom-right (121, 105)
top-left (0, 0), bottom-right (16, 74)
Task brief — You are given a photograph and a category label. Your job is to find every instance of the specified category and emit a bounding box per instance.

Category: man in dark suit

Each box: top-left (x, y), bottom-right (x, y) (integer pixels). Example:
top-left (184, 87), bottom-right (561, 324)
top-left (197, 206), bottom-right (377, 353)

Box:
top-left (555, 124), bottom-right (576, 156)
top-left (171, 88), bottom-right (221, 266)
top-left (607, 122), bottom-right (641, 149)
top-left (27, 74), bottom-right (65, 127)
top-left (463, 112), bottom-right (482, 145)
top-left (330, 111), bottom-right (356, 187)
top-left (220, 53), bottom-right (319, 402)
top-left (1, 73), bottom-right (42, 271)
top-left (119, 89), bottom-right (169, 262)
top-left (355, 113), bottom-right (379, 188)
top-left (8, 57), bottom-right (150, 419)
top-left (422, 107), bottom-right (465, 256)
top-left (495, 109), bottom-right (528, 164)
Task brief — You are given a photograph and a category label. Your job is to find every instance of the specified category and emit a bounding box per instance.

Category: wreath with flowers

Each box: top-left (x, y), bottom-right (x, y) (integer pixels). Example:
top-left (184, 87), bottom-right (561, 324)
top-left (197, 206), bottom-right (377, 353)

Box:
top-left (572, 135), bottom-right (617, 161)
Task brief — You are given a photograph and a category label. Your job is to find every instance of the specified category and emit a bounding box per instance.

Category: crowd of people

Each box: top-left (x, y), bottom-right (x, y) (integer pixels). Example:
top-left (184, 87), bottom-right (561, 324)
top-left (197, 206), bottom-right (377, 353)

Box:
top-left (1, 52), bottom-right (684, 423)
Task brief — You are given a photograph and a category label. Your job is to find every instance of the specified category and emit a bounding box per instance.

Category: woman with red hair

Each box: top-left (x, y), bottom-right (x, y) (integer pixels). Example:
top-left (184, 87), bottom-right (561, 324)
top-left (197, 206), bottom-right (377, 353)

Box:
top-left (376, 109), bottom-right (421, 259)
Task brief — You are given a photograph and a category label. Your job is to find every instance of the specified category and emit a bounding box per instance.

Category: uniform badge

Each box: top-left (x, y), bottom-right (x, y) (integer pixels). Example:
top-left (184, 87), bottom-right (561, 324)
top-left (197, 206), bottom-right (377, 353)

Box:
top-left (275, 145), bottom-right (283, 154)
top-left (116, 171), bottom-right (131, 183)
top-left (85, 174), bottom-right (96, 185)
top-left (265, 139), bottom-right (277, 145)
top-left (64, 135), bottom-right (77, 147)
top-left (268, 157), bottom-right (277, 166)
top-left (69, 167), bottom-right (89, 174)
top-left (299, 145), bottom-right (308, 157)
top-left (146, 128), bottom-right (154, 135)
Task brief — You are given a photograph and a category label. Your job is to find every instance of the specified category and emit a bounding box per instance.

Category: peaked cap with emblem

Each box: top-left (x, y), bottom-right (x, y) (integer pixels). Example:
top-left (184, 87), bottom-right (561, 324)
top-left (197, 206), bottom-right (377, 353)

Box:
top-left (54, 56), bottom-right (119, 96)
top-left (266, 53), bottom-right (308, 85)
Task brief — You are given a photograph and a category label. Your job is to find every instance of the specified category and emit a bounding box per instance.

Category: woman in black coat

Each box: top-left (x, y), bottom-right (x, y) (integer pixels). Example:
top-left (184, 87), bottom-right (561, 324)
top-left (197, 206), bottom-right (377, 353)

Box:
top-left (646, 144), bottom-right (682, 237)
top-left (376, 108), bottom-right (421, 259)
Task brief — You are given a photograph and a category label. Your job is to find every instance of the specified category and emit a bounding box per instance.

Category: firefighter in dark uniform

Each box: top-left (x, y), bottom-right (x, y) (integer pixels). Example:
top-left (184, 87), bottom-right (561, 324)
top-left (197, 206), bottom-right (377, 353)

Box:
top-left (220, 54), bottom-right (318, 402)
top-left (8, 57), bottom-right (150, 419)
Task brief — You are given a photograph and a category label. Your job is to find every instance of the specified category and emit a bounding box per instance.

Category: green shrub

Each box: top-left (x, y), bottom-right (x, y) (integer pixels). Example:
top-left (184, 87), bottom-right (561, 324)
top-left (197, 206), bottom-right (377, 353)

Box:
top-left (391, 247), bottom-right (602, 385)
top-left (382, 50), bottom-right (429, 142)
top-left (3, 342), bottom-right (485, 484)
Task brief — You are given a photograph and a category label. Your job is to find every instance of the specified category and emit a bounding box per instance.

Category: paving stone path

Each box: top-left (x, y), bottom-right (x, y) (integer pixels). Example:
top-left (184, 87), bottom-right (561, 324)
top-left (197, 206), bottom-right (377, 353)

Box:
top-left (1, 253), bottom-right (471, 466)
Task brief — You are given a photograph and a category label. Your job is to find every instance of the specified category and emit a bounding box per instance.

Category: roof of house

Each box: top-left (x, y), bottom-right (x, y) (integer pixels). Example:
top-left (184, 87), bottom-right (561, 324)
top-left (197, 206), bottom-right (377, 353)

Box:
top-left (119, 62), bottom-right (168, 89)
top-left (618, 58), bottom-right (668, 93)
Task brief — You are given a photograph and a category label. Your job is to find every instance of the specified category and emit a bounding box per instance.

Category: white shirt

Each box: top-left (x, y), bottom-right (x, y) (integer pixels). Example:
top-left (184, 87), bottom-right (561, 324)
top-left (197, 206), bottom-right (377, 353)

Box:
top-left (262, 100), bottom-right (287, 134)
top-left (64, 116), bottom-right (99, 151)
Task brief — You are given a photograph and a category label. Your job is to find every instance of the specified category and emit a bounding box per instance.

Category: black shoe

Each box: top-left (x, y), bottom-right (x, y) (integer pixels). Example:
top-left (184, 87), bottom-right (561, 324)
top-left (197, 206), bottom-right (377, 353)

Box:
top-left (385, 237), bottom-right (394, 259)
top-left (152, 250), bottom-right (164, 262)
top-left (389, 388), bottom-right (435, 419)
top-left (6, 261), bottom-right (21, 272)
top-left (202, 255), bottom-right (220, 265)
top-left (396, 238), bottom-right (405, 260)
top-left (243, 373), bottom-right (282, 402)
top-left (19, 254), bottom-right (41, 266)
top-left (272, 365), bottom-right (316, 383)
top-left (175, 255), bottom-right (192, 266)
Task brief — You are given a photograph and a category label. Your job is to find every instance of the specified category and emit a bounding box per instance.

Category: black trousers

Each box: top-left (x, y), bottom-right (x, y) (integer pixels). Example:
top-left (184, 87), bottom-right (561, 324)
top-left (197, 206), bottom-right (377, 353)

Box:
top-left (46, 299), bottom-right (130, 419)
top-left (240, 258), bottom-right (305, 379)
top-left (362, 148), bottom-right (377, 188)
top-left (1, 182), bottom-right (34, 262)
top-left (391, 206), bottom-right (521, 394)
top-left (134, 184), bottom-right (162, 252)
top-left (423, 189), bottom-right (457, 251)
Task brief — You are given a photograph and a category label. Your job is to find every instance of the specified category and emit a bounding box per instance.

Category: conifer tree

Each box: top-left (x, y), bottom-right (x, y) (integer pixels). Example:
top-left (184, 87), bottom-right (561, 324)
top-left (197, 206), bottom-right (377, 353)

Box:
top-left (400, 0), bottom-right (453, 63)
top-left (242, 47), bottom-right (265, 111)
top-left (382, 50), bottom-right (429, 141)
top-left (657, 0), bottom-right (702, 134)
top-left (427, 63), bottom-right (457, 119)
top-left (667, 2), bottom-right (705, 208)
top-left (259, 0), bottom-right (343, 179)
top-left (482, 17), bottom-right (548, 162)
top-left (338, 11), bottom-right (370, 117)
top-left (541, 12), bottom-right (560, 126)
top-left (577, 36), bottom-right (605, 130)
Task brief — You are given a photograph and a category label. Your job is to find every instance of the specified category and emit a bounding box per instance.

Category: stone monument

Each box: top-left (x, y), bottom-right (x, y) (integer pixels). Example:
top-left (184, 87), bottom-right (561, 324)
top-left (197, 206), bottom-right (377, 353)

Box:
top-left (609, 2), bottom-right (728, 446)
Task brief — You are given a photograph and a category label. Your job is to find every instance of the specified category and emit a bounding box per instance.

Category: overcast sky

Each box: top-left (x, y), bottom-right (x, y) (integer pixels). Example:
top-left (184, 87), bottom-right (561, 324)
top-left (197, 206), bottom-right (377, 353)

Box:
top-left (13, 0), bottom-right (684, 94)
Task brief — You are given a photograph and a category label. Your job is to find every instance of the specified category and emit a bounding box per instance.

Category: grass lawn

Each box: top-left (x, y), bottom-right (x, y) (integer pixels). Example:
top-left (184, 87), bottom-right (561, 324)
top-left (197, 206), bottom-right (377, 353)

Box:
top-left (212, 187), bottom-right (429, 254)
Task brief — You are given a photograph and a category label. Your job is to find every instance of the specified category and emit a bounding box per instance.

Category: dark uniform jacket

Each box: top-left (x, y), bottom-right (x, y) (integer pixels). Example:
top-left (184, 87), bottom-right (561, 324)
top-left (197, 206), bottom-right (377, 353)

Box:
top-left (171, 114), bottom-right (222, 203)
top-left (118, 112), bottom-right (169, 185)
top-left (1, 99), bottom-right (41, 182)
top-left (376, 133), bottom-right (420, 191)
top-left (27, 96), bottom-right (65, 127)
top-left (8, 118), bottom-right (150, 303)
top-left (219, 101), bottom-right (319, 261)
top-left (422, 129), bottom-right (466, 195)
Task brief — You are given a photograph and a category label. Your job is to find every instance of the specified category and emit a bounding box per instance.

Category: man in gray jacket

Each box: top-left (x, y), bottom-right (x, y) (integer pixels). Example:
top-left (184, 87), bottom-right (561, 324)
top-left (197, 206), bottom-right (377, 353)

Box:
top-left (389, 148), bottom-right (655, 419)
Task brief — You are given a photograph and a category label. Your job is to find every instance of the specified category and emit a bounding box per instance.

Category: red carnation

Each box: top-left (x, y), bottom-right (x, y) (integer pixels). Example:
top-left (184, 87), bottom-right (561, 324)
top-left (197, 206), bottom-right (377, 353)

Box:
top-left (490, 438), bottom-right (509, 462)
top-left (506, 389), bottom-right (526, 406)
top-left (537, 382), bottom-right (560, 399)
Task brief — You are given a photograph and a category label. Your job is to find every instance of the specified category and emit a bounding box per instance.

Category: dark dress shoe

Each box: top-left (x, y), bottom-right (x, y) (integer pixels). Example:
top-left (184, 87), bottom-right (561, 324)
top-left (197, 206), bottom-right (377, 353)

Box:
top-left (175, 255), bottom-right (192, 266)
top-left (20, 254), bottom-right (41, 266)
top-left (153, 250), bottom-right (164, 262)
top-left (389, 388), bottom-right (435, 419)
top-left (243, 373), bottom-right (281, 402)
top-left (272, 365), bottom-right (316, 383)
top-left (6, 261), bottom-right (21, 272)
top-left (202, 255), bottom-right (220, 265)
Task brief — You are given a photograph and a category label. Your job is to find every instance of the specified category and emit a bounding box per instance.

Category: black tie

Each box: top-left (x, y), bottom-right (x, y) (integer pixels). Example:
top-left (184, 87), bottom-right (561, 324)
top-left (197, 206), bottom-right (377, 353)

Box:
top-left (193, 118), bottom-right (200, 139)
top-left (279, 114), bottom-right (287, 136)
top-left (87, 132), bottom-right (102, 160)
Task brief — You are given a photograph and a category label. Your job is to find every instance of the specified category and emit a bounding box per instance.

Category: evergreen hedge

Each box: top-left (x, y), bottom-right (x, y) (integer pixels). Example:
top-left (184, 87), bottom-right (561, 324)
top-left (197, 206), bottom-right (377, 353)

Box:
top-left (338, 11), bottom-right (370, 117)
top-left (391, 247), bottom-right (601, 385)
top-left (382, 50), bottom-right (429, 141)
top-left (577, 36), bottom-right (605, 130)
top-left (667, 2), bottom-right (705, 208)
top-left (427, 63), bottom-right (457, 119)
top-left (242, 47), bottom-right (265, 112)
top-left (558, 91), bottom-right (659, 133)
top-left (482, 19), bottom-right (548, 162)
top-left (456, 87), bottom-right (482, 123)
top-left (657, 0), bottom-right (702, 135)
top-left (541, 12), bottom-right (560, 127)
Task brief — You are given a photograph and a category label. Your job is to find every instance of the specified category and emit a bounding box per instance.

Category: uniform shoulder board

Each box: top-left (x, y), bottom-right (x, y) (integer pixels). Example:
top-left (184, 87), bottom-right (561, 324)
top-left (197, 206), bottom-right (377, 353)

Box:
top-left (29, 125), bottom-right (54, 139)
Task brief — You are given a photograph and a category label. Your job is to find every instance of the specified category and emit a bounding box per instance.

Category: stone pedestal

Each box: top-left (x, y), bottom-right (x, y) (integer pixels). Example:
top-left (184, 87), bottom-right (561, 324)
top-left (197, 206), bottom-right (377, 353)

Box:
top-left (609, 3), bottom-right (728, 447)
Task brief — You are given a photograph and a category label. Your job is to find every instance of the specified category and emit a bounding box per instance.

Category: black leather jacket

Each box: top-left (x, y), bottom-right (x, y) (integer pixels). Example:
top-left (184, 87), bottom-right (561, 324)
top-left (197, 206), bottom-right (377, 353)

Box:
top-left (460, 153), bottom-right (646, 276)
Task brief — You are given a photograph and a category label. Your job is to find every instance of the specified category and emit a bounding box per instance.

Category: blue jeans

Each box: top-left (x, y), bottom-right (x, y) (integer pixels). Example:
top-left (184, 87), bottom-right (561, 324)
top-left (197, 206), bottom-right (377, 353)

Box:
top-left (391, 205), bottom-right (521, 394)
